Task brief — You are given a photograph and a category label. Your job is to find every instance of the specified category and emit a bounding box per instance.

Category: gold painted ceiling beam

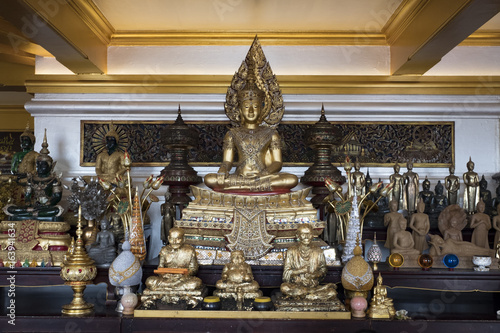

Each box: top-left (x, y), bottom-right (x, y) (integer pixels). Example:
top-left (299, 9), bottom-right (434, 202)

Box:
top-left (387, 0), bottom-right (500, 75)
top-left (25, 74), bottom-right (500, 95)
top-left (0, 0), bottom-right (109, 74)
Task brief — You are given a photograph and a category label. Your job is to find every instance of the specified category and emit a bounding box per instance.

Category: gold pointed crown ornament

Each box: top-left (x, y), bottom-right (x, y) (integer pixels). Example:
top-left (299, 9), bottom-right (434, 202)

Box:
top-left (341, 234), bottom-right (374, 300)
top-left (36, 129), bottom-right (53, 165)
top-left (225, 36), bottom-right (284, 128)
top-left (60, 206), bottom-right (97, 316)
top-left (20, 121), bottom-right (36, 144)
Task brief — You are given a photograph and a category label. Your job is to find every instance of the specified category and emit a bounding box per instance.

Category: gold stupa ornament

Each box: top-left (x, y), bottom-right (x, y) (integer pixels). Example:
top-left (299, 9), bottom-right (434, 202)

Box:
top-left (341, 235), bottom-right (374, 300)
top-left (60, 206), bottom-right (97, 316)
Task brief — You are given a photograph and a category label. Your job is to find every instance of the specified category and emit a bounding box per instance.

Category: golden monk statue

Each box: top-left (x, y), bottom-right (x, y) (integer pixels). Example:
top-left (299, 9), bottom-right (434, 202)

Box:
top-left (142, 228), bottom-right (205, 307)
top-left (204, 38), bottom-right (297, 193)
top-left (214, 250), bottom-right (262, 300)
top-left (280, 224), bottom-right (338, 301)
top-left (95, 125), bottom-right (127, 185)
top-left (389, 162), bottom-right (405, 211)
top-left (367, 273), bottom-right (395, 319)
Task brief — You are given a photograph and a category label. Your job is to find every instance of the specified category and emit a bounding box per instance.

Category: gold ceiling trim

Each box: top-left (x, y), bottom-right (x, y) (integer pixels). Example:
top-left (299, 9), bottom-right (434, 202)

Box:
top-left (109, 31), bottom-right (387, 46)
top-left (68, 0), bottom-right (115, 45)
top-left (383, 0), bottom-right (429, 45)
top-left (460, 31), bottom-right (500, 46)
top-left (25, 75), bottom-right (500, 95)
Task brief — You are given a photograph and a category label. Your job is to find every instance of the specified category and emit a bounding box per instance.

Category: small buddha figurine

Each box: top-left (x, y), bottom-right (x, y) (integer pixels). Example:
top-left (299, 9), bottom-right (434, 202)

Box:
top-left (3, 129), bottom-right (64, 220)
top-left (392, 218), bottom-right (420, 257)
top-left (367, 273), bottom-right (395, 319)
top-left (10, 123), bottom-right (39, 178)
top-left (108, 213), bottom-right (124, 246)
top-left (280, 224), bottom-right (338, 301)
top-left (438, 205), bottom-right (467, 242)
top-left (87, 217), bottom-right (117, 266)
top-left (409, 199), bottom-right (430, 253)
top-left (389, 162), bottom-right (405, 211)
top-left (364, 170), bottom-right (376, 202)
top-left (418, 177), bottom-right (434, 214)
top-left (445, 165), bottom-right (460, 205)
top-left (95, 124), bottom-right (127, 185)
top-left (463, 158), bottom-right (480, 214)
top-left (383, 200), bottom-right (407, 250)
top-left (470, 199), bottom-right (491, 249)
top-left (214, 250), bottom-right (262, 300)
top-left (143, 227), bottom-right (203, 305)
top-left (479, 175), bottom-right (493, 215)
top-left (160, 192), bottom-right (175, 245)
top-left (204, 44), bottom-right (298, 193)
top-left (431, 181), bottom-right (448, 214)
top-left (403, 161), bottom-right (419, 214)
top-left (351, 158), bottom-right (365, 198)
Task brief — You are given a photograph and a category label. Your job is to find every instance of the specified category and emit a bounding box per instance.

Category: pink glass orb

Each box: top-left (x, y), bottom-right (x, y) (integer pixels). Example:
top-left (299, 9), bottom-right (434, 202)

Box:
top-left (350, 296), bottom-right (368, 318)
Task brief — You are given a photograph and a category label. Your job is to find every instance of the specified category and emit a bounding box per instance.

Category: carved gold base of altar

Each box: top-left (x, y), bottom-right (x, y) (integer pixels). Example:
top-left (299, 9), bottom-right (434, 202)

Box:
top-left (213, 290), bottom-right (263, 301)
top-left (274, 294), bottom-right (347, 312)
top-left (141, 288), bottom-right (208, 309)
top-left (61, 281), bottom-right (94, 316)
top-left (0, 220), bottom-right (71, 266)
top-left (175, 186), bottom-right (326, 262)
top-left (134, 309), bottom-right (351, 319)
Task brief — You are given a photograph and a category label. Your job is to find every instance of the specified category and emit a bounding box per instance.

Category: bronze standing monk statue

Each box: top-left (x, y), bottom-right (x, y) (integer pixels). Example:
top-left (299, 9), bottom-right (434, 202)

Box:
top-left (204, 38), bottom-right (298, 193)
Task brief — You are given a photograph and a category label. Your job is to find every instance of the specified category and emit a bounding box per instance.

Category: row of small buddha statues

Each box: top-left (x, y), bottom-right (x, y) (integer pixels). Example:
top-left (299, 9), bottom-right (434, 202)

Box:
top-left (141, 225), bottom-right (393, 316)
top-left (350, 158), bottom-right (497, 219)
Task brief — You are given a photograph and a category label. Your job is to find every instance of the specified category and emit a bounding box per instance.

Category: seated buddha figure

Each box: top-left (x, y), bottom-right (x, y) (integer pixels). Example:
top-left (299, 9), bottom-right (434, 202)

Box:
top-left (11, 124), bottom-right (38, 178)
top-left (143, 228), bottom-right (204, 306)
top-left (95, 125), bottom-right (127, 185)
top-left (214, 250), bottom-right (262, 299)
top-left (204, 78), bottom-right (298, 193)
top-left (4, 130), bottom-right (64, 220)
top-left (367, 273), bottom-right (395, 319)
top-left (280, 224), bottom-right (338, 301)
top-left (87, 217), bottom-right (116, 267)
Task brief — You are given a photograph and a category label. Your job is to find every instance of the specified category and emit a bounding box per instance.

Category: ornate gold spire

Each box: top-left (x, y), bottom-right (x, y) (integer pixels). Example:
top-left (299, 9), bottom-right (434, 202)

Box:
top-left (225, 36), bottom-right (284, 128)
top-left (36, 129), bottom-right (53, 164)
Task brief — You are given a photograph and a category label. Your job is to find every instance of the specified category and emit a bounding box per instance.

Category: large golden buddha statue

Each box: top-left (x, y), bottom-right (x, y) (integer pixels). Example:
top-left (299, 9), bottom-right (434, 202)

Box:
top-left (204, 37), bottom-right (297, 193)
top-left (175, 37), bottom-right (325, 263)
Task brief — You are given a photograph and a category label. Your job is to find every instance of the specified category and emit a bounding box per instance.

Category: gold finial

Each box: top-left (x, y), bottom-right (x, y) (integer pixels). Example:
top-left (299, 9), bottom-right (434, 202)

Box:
top-left (36, 129), bottom-right (53, 164)
top-left (20, 121), bottom-right (36, 144)
top-left (178, 104), bottom-right (181, 115)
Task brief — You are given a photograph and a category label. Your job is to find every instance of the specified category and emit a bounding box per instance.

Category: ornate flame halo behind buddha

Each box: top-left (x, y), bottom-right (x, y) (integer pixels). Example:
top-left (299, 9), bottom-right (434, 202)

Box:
top-left (204, 36), bottom-right (298, 193)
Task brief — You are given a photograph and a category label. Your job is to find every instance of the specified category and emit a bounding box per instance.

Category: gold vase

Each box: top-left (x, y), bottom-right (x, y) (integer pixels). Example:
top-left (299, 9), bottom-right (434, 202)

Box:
top-left (60, 207), bottom-right (97, 316)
